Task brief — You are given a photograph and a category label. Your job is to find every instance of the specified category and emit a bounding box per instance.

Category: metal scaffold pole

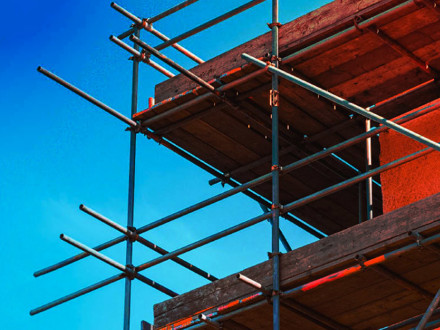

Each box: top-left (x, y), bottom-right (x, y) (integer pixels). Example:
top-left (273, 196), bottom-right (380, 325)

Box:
top-left (365, 118), bottom-right (373, 220)
top-left (270, 0), bottom-right (281, 329)
top-left (124, 27), bottom-right (140, 330)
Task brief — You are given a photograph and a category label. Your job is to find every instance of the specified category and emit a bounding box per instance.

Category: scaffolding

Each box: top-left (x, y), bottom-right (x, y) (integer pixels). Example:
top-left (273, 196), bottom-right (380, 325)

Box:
top-left (31, 0), bottom-right (440, 329)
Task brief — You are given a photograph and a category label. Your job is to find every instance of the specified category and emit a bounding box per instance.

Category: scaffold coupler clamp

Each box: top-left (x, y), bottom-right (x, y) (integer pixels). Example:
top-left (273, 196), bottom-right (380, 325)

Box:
top-left (271, 289), bottom-right (281, 297)
top-left (264, 288), bottom-right (277, 303)
top-left (267, 22), bottom-right (282, 29)
top-left (126, 122), bottom-right (142, 133)
top-left (271, 164), bottom-right (282, 172)
top-left (141, 18), bottom-right (152, 31)
top-left (125, 264), bottom-right (136, 280)
top-left (220, 173), bottom-right (230, 187)
top-left (271, 203), bottom-right (283, 211)
top-left (127, 226), bottom-right (139, 242)
top-left (138, 50), bottom-right (150, 63)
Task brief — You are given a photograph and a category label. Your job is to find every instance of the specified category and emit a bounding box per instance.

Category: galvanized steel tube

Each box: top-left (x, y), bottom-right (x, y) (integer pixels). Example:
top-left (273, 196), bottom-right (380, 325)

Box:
top-left (147, 0), bottom-right (200, 24)
top-left (30, 273), bottom-right (126, 315)
top-left (111, 2), bottom-right (204, 64)
top-left (37, 67), bottom-right (137, 127)
top-left (153, 0), bottom-right (267, 51)
top-left (124, 27), bottom-right (140, 330)
top-left (136, 211), bottom-right (272, 272)
top-left (242, 53), bottom-right (440, 153)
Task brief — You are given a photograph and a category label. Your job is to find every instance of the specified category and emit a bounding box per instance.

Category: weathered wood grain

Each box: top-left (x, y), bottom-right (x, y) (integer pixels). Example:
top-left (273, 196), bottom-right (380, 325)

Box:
top-left (154, 0), bottom-right (409, 102)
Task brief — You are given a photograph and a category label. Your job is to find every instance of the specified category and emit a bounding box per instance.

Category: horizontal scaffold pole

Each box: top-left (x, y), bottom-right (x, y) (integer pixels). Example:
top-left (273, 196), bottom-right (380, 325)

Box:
top-left (184, 231), bottom-right (440, 330)
top-left (237, 273), bottom-right (272, 296)
top-left (138, 98), bottom-right (440, 236)
top-left (32, 132), bottom-right (321, 279)
top-left (242, 53), bottom-right (440, 153)
top-left (282, 232), bottom-right (440, 297)
top-left (136, 211), bottom-right (273, 272)
top-left (153, 0), bottom-right (267, 52)
top-left (33, 235), bottom-right (127, 277)
top-left (34, 99), bottom-right (440, 278)
top-left (147, 0), bottom-right (199, 24)
top-left (118, 26), bottom-right (136, 40)
top-left (111, 2), bottom-right (204, 64)
top-left (140, 131), bottom-right (324, 238)
top-left (135, 140), bottom-right (438, 273)
top-left (61, 234), bottom-right (127, 272)
top-left (60, 234), bottom-right (178, 297)
top-left (30, 273), bottom-right (126, 315)
top-left (110, 36), bottom-right (175, 78)
top-left (37, 67), bottom-right (137, 127)
top-left (80, 204), bottom-right (218, 281)
top-left (130, 35), bottom-right (216, 93)
top-left (208, 79), bottom-right (438, 187)
top-left (282, 145), bottom-right (436, 215)
top-left (141, 67), bottom-right (269, 127)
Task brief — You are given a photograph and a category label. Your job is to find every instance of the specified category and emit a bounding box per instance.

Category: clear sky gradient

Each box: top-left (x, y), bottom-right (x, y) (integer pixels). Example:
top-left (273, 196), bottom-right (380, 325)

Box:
top-left (1, 1), bottom-right (330, 329)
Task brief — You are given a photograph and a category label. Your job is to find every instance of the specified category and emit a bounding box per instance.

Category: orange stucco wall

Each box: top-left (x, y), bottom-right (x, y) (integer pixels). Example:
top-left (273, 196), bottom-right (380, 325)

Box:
top-left (379, 109), bottom-right (440, 214)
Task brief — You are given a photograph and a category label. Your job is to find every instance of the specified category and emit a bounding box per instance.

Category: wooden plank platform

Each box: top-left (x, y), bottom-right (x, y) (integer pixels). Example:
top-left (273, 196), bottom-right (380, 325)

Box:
top-left (153, 192), bottom-right (440, 329)
top-left (134, 0), bottom-right (440, 235)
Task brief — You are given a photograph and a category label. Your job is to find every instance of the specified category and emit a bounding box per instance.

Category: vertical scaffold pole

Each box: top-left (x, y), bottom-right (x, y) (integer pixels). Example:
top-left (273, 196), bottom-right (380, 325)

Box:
top-left (270, 1), bottom-right (281, 329)
top-left (124, 27), bottom-right (140, 330)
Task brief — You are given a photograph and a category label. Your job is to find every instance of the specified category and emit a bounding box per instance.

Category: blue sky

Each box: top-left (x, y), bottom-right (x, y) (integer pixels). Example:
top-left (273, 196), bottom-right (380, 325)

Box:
top-left (1, 1), bottom-right (330, 329)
